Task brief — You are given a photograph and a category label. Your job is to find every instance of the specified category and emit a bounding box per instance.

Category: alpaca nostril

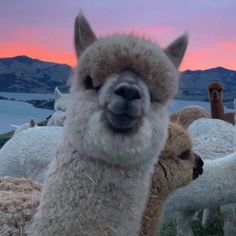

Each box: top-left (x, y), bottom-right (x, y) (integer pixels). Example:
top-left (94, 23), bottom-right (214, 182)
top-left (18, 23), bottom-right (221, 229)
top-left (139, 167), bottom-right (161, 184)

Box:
top-left (114, 83), bottom-right (141, 101)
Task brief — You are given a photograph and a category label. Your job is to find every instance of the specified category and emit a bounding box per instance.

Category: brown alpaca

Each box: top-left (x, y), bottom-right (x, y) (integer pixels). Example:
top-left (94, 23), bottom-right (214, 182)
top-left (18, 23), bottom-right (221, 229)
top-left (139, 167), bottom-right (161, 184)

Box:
top-left (140, 122), bottom-right (204, 236)
top-left (208, 81), bottom-right (235, 125)
top-left (170, 105), bottom-right (210, 128)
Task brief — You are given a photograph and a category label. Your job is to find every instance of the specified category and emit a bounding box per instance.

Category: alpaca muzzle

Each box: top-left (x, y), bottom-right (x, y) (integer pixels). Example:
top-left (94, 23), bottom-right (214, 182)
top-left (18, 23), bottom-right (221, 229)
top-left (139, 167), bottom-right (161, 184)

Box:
top-left (192, 153), bottom-right (204, 180)
top-left (105, 82), bottom-right (143, 131)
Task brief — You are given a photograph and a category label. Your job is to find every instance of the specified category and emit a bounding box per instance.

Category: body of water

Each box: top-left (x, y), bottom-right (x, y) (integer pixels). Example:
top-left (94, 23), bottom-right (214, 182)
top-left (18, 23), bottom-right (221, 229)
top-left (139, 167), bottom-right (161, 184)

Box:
top-left (0, 92), bottom-right (234, 134)
top-left (0, 92), bottom-right (53, 101)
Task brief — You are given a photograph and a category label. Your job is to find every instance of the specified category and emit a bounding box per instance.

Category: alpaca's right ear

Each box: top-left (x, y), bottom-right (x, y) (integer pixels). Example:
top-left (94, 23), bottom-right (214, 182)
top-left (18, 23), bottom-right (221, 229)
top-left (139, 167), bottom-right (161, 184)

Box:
top-left (74, 11), bottom-right (97, 58)
top-left (55, 87), bottom-right (62, 100)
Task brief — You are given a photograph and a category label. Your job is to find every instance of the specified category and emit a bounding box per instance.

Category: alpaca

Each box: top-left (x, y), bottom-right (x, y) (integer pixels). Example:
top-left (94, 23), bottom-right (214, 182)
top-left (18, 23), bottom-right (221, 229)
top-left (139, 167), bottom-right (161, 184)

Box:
top-left (0, 127), bottom-right (62, 183)
top-left (161, 118), bottom-right (236, 235)
top-left (140, 122), bottom-right (203, 236)
top-left (27, 12), bottom-right (188, 236)
top-left (208, 81), bottom-right (235, 125)
top-left (11, 118), bottom-right (37, 136)
top-left (162, 152), bottom-right (236, 235)
top-left (47, 87), bottom-right (71, 126)
top-left (170, 105), bottom-right (210, 128)
top-left (0, 176), bottom-right (41, 236)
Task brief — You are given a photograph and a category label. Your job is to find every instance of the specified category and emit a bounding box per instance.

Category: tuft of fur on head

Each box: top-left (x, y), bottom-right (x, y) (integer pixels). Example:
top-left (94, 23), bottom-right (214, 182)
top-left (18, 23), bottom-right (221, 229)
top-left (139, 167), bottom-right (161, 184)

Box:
top-left (64, 12), bottom-right (189, 166)
top-left (140, 122), bottom-right (203, 236)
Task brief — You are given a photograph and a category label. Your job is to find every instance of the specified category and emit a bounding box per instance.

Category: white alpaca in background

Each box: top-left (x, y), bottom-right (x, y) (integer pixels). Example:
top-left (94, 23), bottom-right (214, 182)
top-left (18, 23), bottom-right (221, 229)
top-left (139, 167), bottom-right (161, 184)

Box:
top-left (47, 87), bottom-right (71, 126)
top-left (11, 118), bottom-right (37, 136)
top-left (0, 127), bottom-right (62, 183)
top-left (28, 12), bottom-right (188, 236)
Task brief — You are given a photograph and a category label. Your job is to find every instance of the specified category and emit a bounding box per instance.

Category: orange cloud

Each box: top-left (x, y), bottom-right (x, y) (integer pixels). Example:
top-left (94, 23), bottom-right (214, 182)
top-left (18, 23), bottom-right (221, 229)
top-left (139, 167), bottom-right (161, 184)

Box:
top-left (0, 42), bottom-right (76, 66)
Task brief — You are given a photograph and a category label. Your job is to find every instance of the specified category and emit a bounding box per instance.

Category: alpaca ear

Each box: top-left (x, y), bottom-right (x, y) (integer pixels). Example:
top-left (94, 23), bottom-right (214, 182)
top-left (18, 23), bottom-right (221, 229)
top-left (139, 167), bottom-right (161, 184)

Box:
top-left (55, 87), bottom-right (62, 100)
top-left (74, 11), bottom-right (97, 58)
top-left (29, 118), bottom-right (36, 127)
top-left (164, 33), bottom-right (189, 69)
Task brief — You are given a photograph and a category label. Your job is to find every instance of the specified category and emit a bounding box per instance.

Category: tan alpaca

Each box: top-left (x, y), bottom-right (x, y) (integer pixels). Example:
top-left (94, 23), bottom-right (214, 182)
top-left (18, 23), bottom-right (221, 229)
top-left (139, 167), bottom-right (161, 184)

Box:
top-left (208, 81), bottom-right (235, 125)
top-left (140, 122), bottom-right (203, 236)
top-left (27, 12), bottom-right (188, 236)
top-left (170, 105), bottom-right (210, 128)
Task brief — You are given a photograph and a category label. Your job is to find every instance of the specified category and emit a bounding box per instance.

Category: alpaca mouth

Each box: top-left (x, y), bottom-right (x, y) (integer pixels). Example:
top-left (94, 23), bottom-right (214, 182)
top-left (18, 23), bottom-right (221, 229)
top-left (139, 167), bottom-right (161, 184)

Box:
top-left (105, 111), bottom-right (140, 132)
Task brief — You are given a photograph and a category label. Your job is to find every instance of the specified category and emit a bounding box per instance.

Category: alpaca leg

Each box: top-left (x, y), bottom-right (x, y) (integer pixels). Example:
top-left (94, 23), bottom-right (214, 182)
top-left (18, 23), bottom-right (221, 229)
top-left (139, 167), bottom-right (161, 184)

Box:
top-left (221, 203), bottom-right (236, 236)
top-left (202, 207), bottom-right (220, 226)
top-left (175, 211), bottom-right (195, 236)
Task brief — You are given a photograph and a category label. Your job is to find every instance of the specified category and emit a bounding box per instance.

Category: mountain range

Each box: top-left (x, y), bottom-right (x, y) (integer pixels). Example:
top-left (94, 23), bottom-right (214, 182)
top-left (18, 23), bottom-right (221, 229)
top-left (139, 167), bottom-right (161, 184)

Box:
top-left (0, 56), bottom-right (71, 93)
top-left (0, 56), bottom-right (235, 107)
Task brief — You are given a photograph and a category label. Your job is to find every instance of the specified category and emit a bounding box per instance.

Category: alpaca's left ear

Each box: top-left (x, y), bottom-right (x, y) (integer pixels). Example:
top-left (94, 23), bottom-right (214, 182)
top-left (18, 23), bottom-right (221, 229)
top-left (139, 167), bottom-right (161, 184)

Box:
top-left (164, 33), bottom-right (189, 69)
top-left (74, 11), bottom-right (97, 58)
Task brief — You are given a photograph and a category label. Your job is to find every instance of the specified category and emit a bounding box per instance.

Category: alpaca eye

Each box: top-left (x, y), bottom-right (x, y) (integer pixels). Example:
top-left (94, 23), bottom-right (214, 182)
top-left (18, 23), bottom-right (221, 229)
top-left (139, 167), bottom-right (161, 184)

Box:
top-left (178, 150), bottom-right (190, 160)
top-left (84, 76), bottom-right (102, 92)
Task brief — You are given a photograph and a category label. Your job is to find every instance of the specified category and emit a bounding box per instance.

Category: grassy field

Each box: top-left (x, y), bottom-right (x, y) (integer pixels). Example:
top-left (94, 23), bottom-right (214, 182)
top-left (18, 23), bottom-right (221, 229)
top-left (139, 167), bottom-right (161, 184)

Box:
top-left (159, 212), bottom-right (224, 236)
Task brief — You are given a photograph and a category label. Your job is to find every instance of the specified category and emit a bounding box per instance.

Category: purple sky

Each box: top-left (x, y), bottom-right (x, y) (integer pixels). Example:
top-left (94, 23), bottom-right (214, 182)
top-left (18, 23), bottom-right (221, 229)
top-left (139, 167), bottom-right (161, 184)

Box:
top-left (0, 0), bottom-right (235, 70)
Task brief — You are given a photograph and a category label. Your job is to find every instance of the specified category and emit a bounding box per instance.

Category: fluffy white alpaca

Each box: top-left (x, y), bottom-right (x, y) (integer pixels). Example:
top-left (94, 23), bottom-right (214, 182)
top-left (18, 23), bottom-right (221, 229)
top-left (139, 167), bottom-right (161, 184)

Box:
top-left (47, 87), bottom-right (71, 126)
top-left (11, 118), bottom-right (37, 136)
top-left (27, 12), bottom-right (188, 236)
top-left (0, 127), bottom-right (62, 183)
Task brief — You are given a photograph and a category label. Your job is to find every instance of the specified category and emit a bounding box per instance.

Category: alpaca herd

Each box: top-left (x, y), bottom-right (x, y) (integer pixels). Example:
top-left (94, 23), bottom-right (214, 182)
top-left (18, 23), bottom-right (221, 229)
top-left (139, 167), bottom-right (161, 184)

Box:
top-left (0, 11), bottom-right (235, 236)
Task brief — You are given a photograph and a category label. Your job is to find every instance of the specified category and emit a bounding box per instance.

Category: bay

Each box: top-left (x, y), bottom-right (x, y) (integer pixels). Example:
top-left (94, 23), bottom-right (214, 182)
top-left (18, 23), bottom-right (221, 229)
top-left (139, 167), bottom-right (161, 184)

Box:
top-left (0, 92), bottom-right (234, 134)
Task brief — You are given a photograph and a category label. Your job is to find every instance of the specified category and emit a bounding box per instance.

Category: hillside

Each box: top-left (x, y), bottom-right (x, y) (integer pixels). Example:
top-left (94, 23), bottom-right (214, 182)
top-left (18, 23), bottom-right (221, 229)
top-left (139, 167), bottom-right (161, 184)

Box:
top-left (0, 56), bottom-right (235, 108)
top-left (0, 56), bottom-right (72, 93)
top-left (177, 67), bottom-right (236, 107)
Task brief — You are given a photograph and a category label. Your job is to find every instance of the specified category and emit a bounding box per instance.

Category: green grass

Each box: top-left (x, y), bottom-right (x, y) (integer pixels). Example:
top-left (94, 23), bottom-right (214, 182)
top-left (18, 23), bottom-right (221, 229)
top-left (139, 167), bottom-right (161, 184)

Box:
top-left (159, 212), bottom-right (224, 236)
top-left (0, 131), bottom-right (14, 148)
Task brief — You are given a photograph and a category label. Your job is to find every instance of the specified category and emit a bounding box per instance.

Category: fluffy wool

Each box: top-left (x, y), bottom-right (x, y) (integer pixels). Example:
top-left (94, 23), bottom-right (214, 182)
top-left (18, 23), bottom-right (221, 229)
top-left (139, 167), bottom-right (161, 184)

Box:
top-left (188, 118), bottom-right (234, 160)
top-left (28, 12), bottom-right (188, 236)
top-left (0, 127), bottom-right (62, 183)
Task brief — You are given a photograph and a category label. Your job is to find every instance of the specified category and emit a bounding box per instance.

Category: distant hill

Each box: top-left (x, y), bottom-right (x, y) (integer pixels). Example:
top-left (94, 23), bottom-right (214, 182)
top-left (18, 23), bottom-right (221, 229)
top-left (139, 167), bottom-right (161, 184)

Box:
top-left (0, 55), bottom-right (72, 93)
top-left (177, 67), bottom-right (236, 107)
top-left (0, 56), bottom-right (235, 108)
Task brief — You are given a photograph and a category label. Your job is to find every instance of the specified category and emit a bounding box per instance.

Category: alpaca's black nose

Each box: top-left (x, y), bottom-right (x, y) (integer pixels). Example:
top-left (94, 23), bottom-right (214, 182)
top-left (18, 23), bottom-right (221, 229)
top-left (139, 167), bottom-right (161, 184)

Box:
top-left (114, 83), bottom-right (141, 101)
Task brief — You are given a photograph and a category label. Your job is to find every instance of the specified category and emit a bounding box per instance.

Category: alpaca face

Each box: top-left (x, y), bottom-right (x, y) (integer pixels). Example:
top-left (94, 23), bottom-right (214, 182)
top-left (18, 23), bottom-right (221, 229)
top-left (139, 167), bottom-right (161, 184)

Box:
top-left (64, 13), bottom-right (188, 166)
top-left (159, 123), bottom-right (204, 189)
top-left (54, 88), bottom-right (71, 112)
top-left (208, 81), bottom-right (224, 103)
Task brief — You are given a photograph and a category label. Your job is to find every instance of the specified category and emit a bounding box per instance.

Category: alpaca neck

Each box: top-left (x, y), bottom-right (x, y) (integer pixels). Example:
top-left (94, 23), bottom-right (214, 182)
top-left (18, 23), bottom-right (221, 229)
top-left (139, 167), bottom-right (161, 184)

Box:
top-left (210, 100), bottom-right (224, 119)
top-left (29, 147), bottom-right (157, 236)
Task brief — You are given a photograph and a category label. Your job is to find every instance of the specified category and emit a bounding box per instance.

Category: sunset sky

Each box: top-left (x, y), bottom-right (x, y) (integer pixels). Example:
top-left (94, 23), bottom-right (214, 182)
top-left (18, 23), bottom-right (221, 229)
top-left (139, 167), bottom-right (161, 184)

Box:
top-left (0, 0), bottom-right (235, 70)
